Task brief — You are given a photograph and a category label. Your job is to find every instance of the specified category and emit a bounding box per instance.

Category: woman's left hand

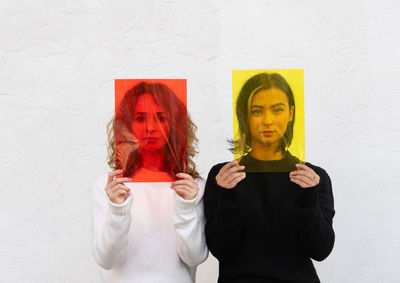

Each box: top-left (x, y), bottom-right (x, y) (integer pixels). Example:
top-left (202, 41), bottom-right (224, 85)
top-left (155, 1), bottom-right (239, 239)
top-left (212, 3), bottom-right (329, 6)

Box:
top-left (170, 173), bottom-right (199, 200)
top-left (290, 164), bottom-right (320, 188)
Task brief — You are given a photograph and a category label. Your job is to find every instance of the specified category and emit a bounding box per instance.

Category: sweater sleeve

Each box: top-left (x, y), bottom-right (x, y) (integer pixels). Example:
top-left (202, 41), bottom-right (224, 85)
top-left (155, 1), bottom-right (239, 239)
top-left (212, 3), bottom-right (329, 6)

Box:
top-left (92, 176), bottom-right (133, 270)
top-left (295, 165), bottom-right (335, 261)
top-left (203, 164), bottom-right (246, 261)
top-left (173, 178), bottom-right (209, 267)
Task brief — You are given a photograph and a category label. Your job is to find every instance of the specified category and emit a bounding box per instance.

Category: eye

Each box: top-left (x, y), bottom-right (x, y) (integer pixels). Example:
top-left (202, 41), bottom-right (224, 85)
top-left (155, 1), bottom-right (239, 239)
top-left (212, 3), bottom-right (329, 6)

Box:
top-left (251, 109), bottom-right (263, 116)
top-left (272, 108), bottom-right (284, 113)
top-left (157, 114), bottom-right (167, 121)
top-left (134, 115), bottom-right (145, 121)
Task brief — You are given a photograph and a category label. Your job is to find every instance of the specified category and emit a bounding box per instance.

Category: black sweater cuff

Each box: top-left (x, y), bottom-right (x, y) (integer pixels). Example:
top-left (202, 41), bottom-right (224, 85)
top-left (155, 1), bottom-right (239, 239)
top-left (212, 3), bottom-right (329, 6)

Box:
top-left (218, 185), bottom-right (240, 200)
top-left (296, 184), bottom-right (319, 208)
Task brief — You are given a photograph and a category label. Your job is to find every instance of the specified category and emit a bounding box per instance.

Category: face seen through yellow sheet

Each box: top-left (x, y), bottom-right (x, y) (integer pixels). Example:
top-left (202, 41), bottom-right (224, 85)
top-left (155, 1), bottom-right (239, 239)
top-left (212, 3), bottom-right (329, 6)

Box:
top-left (249, 88), bottom-right (294, 149)
top-left (131, 93), bottom-right (170, 152)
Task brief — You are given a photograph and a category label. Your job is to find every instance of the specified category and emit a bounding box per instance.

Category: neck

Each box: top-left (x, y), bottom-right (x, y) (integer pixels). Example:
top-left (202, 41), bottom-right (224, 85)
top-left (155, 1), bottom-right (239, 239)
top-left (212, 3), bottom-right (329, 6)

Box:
top-left (139, 150), bottom-right (165, 171)
top-left (250, 142), bottom-right (284, 161)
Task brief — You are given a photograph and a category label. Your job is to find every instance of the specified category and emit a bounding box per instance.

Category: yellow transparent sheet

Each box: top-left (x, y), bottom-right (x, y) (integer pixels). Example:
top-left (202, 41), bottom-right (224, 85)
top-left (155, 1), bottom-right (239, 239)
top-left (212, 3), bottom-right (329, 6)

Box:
top-left (232, 69), bottom-right (305, 172)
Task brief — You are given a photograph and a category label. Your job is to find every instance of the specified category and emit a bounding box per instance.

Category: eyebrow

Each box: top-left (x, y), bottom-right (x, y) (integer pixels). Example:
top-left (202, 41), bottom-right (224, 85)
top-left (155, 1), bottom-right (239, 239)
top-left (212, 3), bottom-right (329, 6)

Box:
top-left (250, 103), bottom-right (286, 109)
top-left (271, 103), bottom-right (286, 107)
top-left (134, 112), bottom-right (167, 115)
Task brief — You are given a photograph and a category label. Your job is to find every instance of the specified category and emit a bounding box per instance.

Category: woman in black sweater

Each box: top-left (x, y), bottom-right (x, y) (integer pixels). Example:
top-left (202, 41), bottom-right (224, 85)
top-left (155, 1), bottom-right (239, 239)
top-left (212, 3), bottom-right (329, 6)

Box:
top-left (204, 73), bottom-right (335, 283)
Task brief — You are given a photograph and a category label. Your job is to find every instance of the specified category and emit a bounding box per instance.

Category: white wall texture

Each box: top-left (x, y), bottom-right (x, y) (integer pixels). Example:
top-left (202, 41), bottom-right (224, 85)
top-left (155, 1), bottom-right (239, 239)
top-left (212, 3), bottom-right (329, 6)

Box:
top-left (1, 0), bottom-right (400, 282)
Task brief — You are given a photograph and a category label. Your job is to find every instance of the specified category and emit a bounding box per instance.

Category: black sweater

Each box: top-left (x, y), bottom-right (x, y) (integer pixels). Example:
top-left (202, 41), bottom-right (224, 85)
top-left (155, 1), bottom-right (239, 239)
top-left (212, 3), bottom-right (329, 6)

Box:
top-left (204, 153), bottom-right (335, 283)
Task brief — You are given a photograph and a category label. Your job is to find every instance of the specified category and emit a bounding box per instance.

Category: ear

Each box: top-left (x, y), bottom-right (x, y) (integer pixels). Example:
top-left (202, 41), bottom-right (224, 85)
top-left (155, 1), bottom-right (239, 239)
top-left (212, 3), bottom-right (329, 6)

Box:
top-left (289, 106), bottom-right (294, 122)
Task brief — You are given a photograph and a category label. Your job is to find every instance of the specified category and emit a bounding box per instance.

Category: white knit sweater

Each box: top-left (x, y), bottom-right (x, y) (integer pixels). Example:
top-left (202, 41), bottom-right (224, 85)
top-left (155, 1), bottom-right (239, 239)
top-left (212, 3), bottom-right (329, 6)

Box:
top-left (92, 175), bottom-right (208, 283)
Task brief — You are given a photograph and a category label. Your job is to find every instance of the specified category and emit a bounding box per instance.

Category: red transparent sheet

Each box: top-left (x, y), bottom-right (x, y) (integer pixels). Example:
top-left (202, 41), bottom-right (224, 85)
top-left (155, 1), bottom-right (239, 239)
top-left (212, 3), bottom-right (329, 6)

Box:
top-left (115, 79), bottom-right (187, 182)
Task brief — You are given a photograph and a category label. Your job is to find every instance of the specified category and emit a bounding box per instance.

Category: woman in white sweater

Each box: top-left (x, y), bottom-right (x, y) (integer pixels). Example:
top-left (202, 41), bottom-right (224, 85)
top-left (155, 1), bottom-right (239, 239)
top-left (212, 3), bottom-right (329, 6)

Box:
top-left (92, 81), bottom-right (208, 283)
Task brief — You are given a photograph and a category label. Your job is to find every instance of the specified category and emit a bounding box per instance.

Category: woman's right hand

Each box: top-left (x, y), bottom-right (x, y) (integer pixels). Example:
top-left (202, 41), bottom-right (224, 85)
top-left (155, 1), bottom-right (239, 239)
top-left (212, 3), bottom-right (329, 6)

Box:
top-left (215, 161), bottom-right (246, 189)
top-left (105, 170), bottom-right (132, 204)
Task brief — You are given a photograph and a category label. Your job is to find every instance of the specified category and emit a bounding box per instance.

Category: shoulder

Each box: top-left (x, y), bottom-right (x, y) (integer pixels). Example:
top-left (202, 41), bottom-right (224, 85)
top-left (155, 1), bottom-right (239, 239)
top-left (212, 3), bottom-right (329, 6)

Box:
top-left (305, 162), bottom-right (330, 180)
top-left (305, 162), bottom-right (333, 193)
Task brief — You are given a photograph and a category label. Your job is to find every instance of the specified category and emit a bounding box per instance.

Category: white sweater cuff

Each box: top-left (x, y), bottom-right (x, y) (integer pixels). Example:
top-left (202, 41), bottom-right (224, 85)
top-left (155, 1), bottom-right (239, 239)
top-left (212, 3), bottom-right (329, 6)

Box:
top-left (174, 193), bottom-right (198, 215)
top-left (108, 195), bottom-right (133, 216)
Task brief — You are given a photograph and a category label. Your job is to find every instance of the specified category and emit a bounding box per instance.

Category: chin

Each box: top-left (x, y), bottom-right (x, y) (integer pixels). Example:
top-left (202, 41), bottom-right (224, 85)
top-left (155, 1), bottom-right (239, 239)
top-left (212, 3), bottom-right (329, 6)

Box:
top-left (258, 138), bottom-right (281, 147)
top-left (139, 144), bottom-right (161, 151)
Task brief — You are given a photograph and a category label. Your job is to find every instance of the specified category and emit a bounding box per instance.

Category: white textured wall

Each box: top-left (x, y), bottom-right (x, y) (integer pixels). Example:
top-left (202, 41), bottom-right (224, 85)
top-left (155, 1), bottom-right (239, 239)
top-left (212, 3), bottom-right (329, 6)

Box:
top-left (1, 0), bottom-right (400, 282)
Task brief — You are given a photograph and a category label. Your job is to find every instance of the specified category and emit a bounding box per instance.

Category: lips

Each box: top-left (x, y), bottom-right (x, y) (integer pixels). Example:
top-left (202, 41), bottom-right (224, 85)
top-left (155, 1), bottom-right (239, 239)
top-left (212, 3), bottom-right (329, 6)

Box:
top-left (143, 137), bottom-right (159, 143)
top-left (262, 131), bottom-right (275, 136)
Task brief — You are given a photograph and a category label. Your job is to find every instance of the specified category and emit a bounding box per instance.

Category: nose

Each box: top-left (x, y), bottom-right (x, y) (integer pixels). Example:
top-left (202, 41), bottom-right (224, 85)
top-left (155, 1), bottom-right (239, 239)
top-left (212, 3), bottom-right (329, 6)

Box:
top-left (262, 111), bottom-right (274, 126)
top-left (145, 115), bottom-right (157, 133)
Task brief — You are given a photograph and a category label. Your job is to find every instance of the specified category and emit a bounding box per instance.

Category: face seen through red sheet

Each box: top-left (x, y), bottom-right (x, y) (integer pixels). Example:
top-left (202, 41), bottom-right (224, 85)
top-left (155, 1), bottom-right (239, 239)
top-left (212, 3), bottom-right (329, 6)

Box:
top-left (131, 93), bottom-right (170, 152)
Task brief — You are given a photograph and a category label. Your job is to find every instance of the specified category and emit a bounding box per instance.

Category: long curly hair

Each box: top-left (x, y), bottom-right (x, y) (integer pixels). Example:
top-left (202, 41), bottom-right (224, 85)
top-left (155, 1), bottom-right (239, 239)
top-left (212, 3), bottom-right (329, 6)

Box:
top-left (107, 81), bottom-right (200, 179)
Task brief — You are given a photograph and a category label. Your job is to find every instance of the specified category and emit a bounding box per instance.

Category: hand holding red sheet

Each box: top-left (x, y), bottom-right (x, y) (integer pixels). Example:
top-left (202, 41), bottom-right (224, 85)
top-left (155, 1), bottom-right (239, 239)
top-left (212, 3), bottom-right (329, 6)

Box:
top-left (105, 170), bottom-right (132, 204)
top-left (170, 173), bottom-right (199, 200)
